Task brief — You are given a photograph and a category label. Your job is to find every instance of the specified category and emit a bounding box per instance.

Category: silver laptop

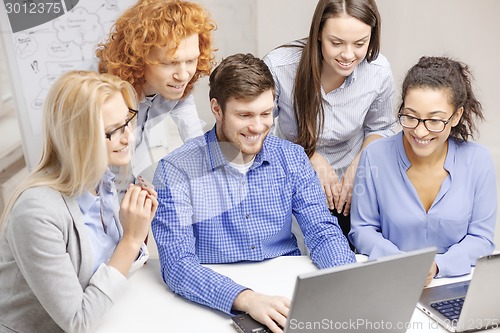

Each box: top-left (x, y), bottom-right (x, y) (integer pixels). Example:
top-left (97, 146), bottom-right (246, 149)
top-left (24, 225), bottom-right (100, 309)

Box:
top-left (418, 253), bottom-right (500, 332)
top-left (233, 248), bottom-right (436, 333)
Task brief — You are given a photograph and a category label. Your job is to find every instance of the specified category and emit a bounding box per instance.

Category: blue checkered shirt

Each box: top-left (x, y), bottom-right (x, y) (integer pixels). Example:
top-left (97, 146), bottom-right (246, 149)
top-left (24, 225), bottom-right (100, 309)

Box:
top-left (152, 128), bottom-right (355, 314)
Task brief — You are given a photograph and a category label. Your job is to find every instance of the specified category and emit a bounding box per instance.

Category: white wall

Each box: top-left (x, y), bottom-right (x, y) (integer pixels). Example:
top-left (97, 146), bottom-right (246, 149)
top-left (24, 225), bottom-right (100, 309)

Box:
top-left (375, 0), bottom-right (500, 152)
top-left (192, 0), bottom-right (258, 130)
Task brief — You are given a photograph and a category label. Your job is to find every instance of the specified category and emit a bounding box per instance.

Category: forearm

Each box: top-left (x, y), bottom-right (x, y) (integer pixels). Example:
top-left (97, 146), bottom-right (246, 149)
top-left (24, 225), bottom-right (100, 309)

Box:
top-left (163, 256), bottom-right (248, 314)
top-left (343, 134), bottom-right (381, 182)
top-left (309, 235), bottom-right (356, 268)
top-left (349, 225), bottom-right (401, 259)
top-left (107, 236), bottom-right (143, 276)
top-left (435, 235), bottom-right (495, 277)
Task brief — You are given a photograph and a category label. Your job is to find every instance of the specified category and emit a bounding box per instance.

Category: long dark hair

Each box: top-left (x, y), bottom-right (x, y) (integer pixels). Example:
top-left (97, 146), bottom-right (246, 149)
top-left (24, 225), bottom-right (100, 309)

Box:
top-left (293, 0), bottom-right (381, 157)
top-left (399, 56), bottom-right (483, 142)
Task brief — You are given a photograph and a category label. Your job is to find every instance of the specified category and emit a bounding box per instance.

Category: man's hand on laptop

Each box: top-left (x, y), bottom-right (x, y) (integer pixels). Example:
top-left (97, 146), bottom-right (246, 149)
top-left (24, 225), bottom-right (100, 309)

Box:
top-left (233, 290), bottom-right (290, 333)
top-left (425, 261), bottom-right (439, 286)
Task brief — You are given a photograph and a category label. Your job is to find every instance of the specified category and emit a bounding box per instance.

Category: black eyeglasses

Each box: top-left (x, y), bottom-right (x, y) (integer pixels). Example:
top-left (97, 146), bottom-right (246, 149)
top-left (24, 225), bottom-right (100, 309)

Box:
top-left (105, 109), bottom-right (138, 141)
top-left (398, 111), bottom-right (456, 133)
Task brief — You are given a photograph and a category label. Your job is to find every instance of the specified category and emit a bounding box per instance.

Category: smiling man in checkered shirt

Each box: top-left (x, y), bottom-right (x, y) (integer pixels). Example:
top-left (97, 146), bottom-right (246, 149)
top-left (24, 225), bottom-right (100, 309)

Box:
top-left (152, 53), bottom-right (355, 333)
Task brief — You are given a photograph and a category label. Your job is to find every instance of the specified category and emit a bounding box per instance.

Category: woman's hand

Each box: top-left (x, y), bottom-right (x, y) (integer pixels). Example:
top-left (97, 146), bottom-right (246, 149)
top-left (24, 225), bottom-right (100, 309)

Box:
top-left (108, 183), bottom-right (158, 275)
top-left (310, 152), bottom-right (340, 210)
top-left (425, 261), bottom-right (439, 286)
top-left (336, 161), bottom-right (357, 216)
top-left (119, 184), bottom-right (158, 244)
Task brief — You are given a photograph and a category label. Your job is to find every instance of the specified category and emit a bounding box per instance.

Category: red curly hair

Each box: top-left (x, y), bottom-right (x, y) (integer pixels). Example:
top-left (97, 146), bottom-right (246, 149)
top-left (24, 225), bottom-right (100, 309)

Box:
top-left (96, 0), bottom-right (216, 99)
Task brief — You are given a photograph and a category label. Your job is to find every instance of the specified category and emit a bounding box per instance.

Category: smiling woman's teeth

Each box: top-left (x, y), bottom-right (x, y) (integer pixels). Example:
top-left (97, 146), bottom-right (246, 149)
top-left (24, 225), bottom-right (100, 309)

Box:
top-left (338, 60), bottom-right (354, 67)
top-left (414, 137), bottom-right (431, 145)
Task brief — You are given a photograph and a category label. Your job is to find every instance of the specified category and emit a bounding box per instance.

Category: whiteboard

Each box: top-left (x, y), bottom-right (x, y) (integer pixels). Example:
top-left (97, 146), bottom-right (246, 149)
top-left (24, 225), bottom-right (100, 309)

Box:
top-left (0, 0), bottom-right (136, 170)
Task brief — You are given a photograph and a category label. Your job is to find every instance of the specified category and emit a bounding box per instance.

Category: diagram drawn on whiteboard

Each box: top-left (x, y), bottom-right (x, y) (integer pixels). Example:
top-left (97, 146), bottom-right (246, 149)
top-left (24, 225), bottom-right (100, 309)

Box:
top-left (4, 0), bottom-right (134, 139)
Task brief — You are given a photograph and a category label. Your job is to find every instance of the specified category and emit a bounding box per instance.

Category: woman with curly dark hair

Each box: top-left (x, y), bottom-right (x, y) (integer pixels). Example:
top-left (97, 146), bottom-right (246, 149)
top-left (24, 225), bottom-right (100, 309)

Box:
top-left (350, 56), bottom-right (496, 286)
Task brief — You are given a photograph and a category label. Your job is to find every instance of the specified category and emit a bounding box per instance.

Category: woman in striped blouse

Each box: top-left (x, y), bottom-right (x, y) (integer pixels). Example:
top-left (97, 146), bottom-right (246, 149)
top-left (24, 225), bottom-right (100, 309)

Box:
top-left (263, 0), bottom-right (396, 245)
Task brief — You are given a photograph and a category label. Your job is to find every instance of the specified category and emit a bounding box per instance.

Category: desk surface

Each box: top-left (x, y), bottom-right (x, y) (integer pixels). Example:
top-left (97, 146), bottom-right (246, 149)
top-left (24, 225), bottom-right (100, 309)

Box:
top-left (93, 257), bottom-right (498, 333)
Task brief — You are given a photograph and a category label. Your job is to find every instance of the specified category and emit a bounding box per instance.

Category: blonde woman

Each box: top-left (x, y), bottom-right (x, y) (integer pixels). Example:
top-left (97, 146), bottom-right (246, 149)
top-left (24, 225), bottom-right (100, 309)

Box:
top-left (0, 71), bottom-right (158, 333)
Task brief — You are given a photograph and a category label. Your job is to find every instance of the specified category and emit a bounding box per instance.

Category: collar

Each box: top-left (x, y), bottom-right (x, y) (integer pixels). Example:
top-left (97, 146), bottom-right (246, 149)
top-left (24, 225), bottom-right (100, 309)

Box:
top-left (343, 65), bottom-right (357, 86)
top-left (321, 63), bottom-right (358, 99)
top-left (396, 131), bottom-right (456, 178)
top-left (76, 168), bottom-right (115, 214)
top-left (99, 168), bottom-right (116, 193)
top-left (205, 127), bottom-right (272, 172)
top-left (140, 94), bottom-right (158, 108)
top-left (76, 191), bottom-right (96, 215)
top-left (341, 60), bottom-right (360, 87)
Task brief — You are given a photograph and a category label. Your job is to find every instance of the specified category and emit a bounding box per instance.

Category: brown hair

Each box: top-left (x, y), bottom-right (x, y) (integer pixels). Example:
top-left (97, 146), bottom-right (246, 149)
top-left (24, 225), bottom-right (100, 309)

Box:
top-left (209, 53), bottom-right (275, 111)
top-left (294, 0), bottom-right (381, 157)
top-left (399, 56), bottom-right (483, 142)
top-left (96, 0), bottom-right (216, 98)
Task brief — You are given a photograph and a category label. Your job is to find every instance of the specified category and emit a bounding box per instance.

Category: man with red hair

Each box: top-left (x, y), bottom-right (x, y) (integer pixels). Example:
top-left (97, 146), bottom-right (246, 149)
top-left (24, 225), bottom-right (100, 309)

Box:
top-left (97, 0), bottom-right (216, 178)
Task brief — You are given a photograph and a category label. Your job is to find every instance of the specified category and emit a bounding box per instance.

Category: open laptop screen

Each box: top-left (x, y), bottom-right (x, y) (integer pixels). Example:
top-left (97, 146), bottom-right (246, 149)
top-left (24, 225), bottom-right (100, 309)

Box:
top-left (233, 248), bottom-right (436, 333)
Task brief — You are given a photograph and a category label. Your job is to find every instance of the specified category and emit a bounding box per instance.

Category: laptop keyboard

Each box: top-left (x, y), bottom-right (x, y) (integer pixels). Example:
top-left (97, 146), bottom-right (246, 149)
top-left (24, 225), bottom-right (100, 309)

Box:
top-left (431, 297), bottom-right (465, 321)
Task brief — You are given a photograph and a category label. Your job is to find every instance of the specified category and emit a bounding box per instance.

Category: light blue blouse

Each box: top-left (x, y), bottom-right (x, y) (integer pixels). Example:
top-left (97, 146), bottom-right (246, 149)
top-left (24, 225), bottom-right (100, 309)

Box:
top-left (77, 168), bottom-right (121, 273)
top-left (349, 132), bottom-right (497, 277)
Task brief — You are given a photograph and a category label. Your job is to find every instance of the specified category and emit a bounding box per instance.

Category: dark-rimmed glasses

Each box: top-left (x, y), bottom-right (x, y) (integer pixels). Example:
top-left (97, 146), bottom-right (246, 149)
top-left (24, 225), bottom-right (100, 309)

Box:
top-left (398, 111), bottom-right (456, 133)
top-left (105, 108), bottom-right (138, 141)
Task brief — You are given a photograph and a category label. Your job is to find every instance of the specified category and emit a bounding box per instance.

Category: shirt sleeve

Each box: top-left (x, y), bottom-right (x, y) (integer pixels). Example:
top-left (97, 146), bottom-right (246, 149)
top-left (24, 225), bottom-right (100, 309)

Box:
top-left (291, 146), bottom-right (356, 268)
top-left (169, 94), bottom-right (205, 142)
top-left (434, 151), bottom-right (497, 277)
top-left (152, 159), bottom-right (247, 315)
top-left (263, 54), bottom-right (282, 119)
top-left (128, 243), bottom-right (149, 274)
top-left (5, 191), bottom-right (127, 333)
top-left (363, 66), bottom-right (396, 138)
top-left (349, 149), bottom-right (403, 258)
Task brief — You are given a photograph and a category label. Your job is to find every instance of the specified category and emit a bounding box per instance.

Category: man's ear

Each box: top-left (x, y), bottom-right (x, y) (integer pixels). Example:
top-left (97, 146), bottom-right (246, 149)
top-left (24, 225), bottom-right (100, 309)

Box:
top-left (211, 98), bottom-right (222, 120)
top-left (451, 106), bottom-right (464, 127)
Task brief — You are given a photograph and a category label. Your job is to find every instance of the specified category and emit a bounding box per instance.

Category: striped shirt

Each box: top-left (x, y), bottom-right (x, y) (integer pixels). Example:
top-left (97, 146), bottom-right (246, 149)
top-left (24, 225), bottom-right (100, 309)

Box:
top-left (152, 128), bottom-right (355, 314)
top-left (113, 93), bottom-right (205, 195)
top-left (131, 93), bottom-right (204, 179)
top-left (263, 41), bottom-right (396, 177)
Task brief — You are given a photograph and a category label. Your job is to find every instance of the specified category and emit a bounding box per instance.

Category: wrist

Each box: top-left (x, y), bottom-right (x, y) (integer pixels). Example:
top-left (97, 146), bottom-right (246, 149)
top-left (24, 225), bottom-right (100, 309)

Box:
top-left (233, 289), bottom-right (254, 313)
top-left (119, 235), bottom-right (143, 254)
top-left (107, 236), bottom-right (143, 276)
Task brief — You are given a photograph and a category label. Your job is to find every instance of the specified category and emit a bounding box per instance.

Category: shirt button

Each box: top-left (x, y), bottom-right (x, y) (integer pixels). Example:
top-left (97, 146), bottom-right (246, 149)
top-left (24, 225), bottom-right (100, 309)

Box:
top-left (251, 245), bottom-right (256, 250)
top-left (245, 214), bottom-right (250, 219)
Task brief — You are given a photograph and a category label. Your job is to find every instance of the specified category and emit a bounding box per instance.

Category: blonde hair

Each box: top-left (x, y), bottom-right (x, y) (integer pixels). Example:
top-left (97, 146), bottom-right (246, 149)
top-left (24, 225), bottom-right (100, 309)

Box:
top-left (0, 70), bottom-right (137, 232)
top-left (96, 0), bottom-right (216, 98)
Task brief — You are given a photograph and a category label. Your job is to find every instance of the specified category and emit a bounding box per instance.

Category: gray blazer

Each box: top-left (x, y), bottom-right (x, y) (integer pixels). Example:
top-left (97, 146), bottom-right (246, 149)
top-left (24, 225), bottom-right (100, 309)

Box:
top-left (0, 186), bottom-right (130, 333)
